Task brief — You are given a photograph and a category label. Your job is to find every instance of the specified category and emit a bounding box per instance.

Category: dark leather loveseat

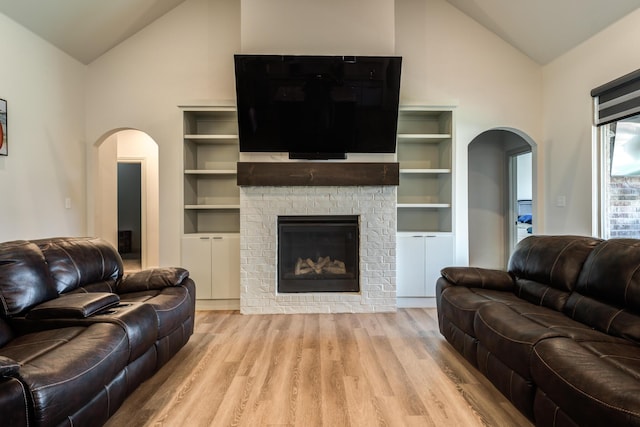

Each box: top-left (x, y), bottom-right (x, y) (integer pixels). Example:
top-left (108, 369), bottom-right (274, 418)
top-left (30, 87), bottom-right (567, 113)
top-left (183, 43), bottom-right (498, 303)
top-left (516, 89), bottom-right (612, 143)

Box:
top-left (0, 237), bottom-right (196, 427)
top-left (437, 235), bottom-right (640, 426)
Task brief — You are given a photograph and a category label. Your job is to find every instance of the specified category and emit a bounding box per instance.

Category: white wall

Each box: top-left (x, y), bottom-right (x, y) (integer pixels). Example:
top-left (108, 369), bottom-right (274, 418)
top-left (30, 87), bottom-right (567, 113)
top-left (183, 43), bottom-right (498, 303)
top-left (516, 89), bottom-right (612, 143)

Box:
top-left (241, 0), bottom-right (395, 55)
top-left (468, 133), bottom-right (507, 268)
top-left (12, 0), bottom-right (623, 264)
top-left (0, 13), bottom-right (86, 242)
top-left (395, 0), bottom-right (542, 264)
top-left (83, 0), bottom-right (542, 266)
top-left (86, 0), bottom-right (241, 265)
top-left (542, 8), bottom-right (640, 235)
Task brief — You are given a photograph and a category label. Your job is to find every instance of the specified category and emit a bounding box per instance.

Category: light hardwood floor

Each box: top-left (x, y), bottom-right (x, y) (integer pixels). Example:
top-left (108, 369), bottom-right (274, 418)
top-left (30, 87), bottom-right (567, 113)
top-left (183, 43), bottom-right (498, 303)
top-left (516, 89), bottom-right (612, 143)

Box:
top-left (106, 309), bottom-right (533, 427)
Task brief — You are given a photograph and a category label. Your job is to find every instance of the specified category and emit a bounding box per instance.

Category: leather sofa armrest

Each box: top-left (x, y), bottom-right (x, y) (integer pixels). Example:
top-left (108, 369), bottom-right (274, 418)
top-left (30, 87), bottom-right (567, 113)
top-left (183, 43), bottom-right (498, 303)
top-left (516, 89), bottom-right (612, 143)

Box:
top-left (0, 356), bottom-right (20, 377)
top-left (440, 267), bottom-right (514, 291)
top-left (117, 267), bottom-right (189, 294)
top-left (25, 292), bottom-right (120, 320)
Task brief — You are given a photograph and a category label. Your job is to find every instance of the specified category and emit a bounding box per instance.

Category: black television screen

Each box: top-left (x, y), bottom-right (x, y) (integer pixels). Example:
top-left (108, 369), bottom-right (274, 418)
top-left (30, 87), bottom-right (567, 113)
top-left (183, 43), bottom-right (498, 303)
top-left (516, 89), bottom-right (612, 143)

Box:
top-left (234, 55), bottom-right (402, 159)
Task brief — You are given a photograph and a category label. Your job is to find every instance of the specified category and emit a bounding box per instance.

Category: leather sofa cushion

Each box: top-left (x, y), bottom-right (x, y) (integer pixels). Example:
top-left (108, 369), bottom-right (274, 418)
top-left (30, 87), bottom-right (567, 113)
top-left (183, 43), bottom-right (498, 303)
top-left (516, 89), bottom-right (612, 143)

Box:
top-left (0, 355), bottom-right (20, 376)
top-left (531, 337), bottom-right (640, 426)
top-left (565, 292), bottom-right (640, 343)
top-left (533, 390), bottom-right (581, 427)
top-left (474, 303), bottom-right (566, 380)
top-left (513, 278), bottom-right (572, 312)
top-left (0, 240), bottom-right (57, 316)
top-left (13, 302), bottom-right (158, 364)
top-left (437, 284), bottom-right (522, 337)
top-left (120, 284), bottom-right (194, 339)
top-left (34, 237), bottom-right (122, 294)
top-left (0, 318), bottom-right (13, 347)
top-left (0, 377), bottom-right (29, 427)
top-left (575, 239), bottom-right (640, 311)
top-left (440, 267), bottom-right (514, 291)
top-left (25, 292), bottom-right (120, 320)
top-left (90, 302), bottom-right (158, 362)
top-left (566, 239), bottom-right (640, 342)
top-left (508, 235), bottom-right (601, 293)
top-left (117, 267), bottom-right (189, 293)
top-left (477, 343), bottom-right (536, 420)
top-left (474, 302), bottom-right (626, 380)
top-left (0, 323), bottom-right (129, 427)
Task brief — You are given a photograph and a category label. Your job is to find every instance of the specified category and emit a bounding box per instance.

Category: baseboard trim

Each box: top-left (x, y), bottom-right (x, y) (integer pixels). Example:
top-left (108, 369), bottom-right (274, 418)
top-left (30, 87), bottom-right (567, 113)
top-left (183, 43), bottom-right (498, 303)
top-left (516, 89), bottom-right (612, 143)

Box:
top-left (397, 297), bottom-right (437, 308)
top-left (196, 299), bottom-right (240, 311)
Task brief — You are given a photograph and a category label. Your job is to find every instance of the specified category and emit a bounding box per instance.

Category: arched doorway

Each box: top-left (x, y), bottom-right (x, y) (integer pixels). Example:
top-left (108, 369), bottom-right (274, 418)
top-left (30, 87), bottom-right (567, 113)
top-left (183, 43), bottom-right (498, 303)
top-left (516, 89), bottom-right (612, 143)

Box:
top-left (94, 129), bottom-right (159, 269)
top-left (467, 128), bottom-right (537, 268)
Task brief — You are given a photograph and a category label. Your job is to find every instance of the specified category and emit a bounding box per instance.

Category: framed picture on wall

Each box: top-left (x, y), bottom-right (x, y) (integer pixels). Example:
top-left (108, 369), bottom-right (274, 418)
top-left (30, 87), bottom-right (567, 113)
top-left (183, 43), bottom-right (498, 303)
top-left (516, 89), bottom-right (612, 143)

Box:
top-left (0, 99), bottom-right (6, 156)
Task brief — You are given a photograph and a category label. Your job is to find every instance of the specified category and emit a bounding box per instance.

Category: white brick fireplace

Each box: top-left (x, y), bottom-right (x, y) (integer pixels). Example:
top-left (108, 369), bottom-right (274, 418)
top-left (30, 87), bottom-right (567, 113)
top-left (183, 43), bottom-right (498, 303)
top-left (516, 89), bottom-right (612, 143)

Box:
top-left (240, 185), bottom-right (397, 314)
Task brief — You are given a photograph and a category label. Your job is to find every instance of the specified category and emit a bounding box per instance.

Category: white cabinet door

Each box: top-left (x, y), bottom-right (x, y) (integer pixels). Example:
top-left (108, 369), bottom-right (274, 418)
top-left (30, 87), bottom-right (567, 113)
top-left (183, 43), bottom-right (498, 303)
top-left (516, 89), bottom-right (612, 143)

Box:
top-left (397, 235), bottom-right (427, 297)
top-left (424, 235), bottom-right (454, 297)
top-left (182, 234), bottom-right (240, 300)
top-left (397, 234), bottom-right (454, 298)
top-left (182, 236), bottom-right (213, 299)
top-left (211, 235), bottom-right (240, 299)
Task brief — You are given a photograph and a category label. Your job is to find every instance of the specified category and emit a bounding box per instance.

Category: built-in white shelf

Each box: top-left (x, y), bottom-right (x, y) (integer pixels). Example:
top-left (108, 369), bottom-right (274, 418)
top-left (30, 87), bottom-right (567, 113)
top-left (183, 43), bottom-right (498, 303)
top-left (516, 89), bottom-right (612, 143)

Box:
top-left (184, 134), bottom-right (238, 141)
top-left (396, 106), bottom-right (454, 233)
top-left (400, 168), bottom-right (451, 174)
top-left (184, 169), bottom-right (237, 175)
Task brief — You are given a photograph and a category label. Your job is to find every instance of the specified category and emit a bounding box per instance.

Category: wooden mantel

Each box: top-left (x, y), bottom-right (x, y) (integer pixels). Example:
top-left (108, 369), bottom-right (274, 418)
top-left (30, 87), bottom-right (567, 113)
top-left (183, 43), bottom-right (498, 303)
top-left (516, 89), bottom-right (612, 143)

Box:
top-left (237, 162), bottom-right (399, 186)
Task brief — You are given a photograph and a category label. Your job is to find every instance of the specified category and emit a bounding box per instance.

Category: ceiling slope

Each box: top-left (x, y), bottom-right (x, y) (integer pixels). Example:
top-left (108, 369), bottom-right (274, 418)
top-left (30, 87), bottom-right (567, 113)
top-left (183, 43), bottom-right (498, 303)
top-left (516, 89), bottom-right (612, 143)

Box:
top-left (0, 0), bottom-right (638, 65)
top-left (445, 0), bottom-right (640, 64)
top-left (0, 0), bottom-right (187, 64)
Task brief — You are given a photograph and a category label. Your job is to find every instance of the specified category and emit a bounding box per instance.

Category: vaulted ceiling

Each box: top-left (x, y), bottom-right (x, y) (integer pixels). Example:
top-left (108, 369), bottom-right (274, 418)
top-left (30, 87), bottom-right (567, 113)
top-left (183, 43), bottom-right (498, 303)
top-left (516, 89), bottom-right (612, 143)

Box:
top-left (0, 0), bottom-right (638, 65)
top-left (0, 0), bottom-right (188, 64)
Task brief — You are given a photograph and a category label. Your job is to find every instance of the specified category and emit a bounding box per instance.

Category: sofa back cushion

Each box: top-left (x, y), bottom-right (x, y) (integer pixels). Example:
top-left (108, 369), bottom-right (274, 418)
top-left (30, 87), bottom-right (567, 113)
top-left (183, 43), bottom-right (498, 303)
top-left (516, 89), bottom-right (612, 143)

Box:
top-left (508, 235), bottom-right (602, 311)
top-left (34, 237), bottom-right (123, 294)
top-left (0, 318), bottom-right (14, 346)
top-left (0, 240), bottom-right (58, 316)
top-left (567, 239), bottom-right (640, 342)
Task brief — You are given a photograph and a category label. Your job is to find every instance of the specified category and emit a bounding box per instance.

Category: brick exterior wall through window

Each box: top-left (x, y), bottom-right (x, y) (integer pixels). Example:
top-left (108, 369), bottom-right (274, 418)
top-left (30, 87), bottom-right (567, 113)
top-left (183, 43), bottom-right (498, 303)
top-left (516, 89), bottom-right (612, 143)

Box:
top-left (607, 176), bottom-right (640, 238)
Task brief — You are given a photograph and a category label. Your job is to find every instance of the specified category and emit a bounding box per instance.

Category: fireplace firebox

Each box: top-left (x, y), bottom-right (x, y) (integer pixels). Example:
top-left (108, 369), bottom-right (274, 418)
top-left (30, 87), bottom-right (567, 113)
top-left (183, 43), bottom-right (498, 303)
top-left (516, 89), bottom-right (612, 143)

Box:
top-left (278, 215), bottom-right (359, 293)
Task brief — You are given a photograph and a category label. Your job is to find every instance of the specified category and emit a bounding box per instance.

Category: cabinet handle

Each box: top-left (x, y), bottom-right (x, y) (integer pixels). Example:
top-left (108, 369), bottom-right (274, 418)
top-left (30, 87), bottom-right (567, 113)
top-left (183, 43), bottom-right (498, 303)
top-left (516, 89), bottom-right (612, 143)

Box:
top-left (199, 237), bottom-right (209, 240)
top-left (212, 237), bottom-right (223, 240)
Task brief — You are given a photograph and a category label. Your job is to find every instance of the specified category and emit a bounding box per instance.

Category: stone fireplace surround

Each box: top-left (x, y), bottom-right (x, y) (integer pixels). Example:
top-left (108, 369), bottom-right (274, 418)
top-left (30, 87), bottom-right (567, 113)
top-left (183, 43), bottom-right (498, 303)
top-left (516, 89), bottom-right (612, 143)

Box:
top-left (240, 183), bottom-right (397, 314)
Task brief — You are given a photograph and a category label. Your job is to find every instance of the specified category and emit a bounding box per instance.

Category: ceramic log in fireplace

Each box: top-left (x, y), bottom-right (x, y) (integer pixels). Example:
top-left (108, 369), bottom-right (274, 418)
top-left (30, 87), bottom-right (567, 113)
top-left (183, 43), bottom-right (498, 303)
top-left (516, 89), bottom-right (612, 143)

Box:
top-left (278, 215), bottom-right (359, 293)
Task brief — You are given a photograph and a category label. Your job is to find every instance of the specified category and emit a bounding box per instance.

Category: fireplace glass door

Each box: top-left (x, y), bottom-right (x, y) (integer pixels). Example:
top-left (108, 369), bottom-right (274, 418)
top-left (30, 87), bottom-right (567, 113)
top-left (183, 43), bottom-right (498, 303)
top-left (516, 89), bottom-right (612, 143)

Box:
top-left (278, 215), bottom-right (359, 293)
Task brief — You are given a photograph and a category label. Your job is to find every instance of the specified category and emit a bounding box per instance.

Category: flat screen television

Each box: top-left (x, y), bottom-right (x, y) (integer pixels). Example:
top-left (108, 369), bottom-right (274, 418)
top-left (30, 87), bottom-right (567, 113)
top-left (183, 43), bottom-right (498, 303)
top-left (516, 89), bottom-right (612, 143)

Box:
top-left (234, 55), bottom-right (402, 159)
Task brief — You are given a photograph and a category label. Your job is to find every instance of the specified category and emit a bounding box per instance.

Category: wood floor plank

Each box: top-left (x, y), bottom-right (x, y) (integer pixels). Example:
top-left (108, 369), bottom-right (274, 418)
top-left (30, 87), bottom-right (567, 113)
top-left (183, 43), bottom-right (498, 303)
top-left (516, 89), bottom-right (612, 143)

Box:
top-left (295, 346), bottom-right (323, 427)
top-left (320, 359), bottom-right (349, 426)
top-left (373, 313), bottom-right (481, 426)
top-left (334, 314), bottom-right (366, 377)
top-left (105, 309), bottom-right (533, 427)
top-left (352, 327), bottom-right (395, 397)
top-left (257, 317), bottom-right (302, 426)
top-left (343, 375), bottom-right (384, 427)
top-left (370, 335), bottom-right (428, 417)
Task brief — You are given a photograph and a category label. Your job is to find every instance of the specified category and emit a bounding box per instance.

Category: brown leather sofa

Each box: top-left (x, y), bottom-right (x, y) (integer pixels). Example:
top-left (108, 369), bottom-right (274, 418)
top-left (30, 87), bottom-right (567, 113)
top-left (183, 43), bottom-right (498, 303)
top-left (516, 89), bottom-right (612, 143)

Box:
top-left (437, 235), bottom-right (640, 426)
top-left (0, 237), bottom-right (196, 427)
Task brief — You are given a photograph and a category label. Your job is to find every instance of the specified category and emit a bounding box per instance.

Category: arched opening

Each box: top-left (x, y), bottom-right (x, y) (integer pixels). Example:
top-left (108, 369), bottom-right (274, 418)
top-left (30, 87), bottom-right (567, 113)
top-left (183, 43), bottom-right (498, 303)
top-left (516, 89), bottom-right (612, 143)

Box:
top-left (93, 129), bottom-right (159, 269)
top-left (467, 128), bottom-right (537, 268)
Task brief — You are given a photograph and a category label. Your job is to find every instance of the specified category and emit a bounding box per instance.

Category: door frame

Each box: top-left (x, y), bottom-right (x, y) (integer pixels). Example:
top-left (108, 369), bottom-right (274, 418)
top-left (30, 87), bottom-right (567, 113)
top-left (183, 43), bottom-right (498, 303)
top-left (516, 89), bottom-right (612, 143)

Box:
top-left (506, 148), bottom-right (532, 261)
top-left (117, 158), bottom-right (147, 269)
top-left (93, 129), bottom-right (159, 269)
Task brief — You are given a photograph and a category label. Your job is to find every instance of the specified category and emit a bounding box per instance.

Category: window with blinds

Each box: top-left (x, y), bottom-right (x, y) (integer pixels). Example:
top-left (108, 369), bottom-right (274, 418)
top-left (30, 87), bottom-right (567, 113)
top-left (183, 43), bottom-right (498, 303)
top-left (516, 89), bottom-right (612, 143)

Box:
top-left (592, 68), bottom-right (640, 126)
